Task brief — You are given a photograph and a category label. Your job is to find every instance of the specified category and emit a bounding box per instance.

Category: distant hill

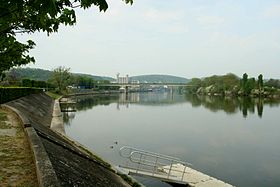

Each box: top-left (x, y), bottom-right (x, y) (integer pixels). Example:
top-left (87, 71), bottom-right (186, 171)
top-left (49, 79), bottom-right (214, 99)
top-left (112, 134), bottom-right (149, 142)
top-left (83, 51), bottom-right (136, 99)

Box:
top-left (8, 68), bottom-right (114, 81)
top-left (8, 68), bottom-right (189, 83)
top-left (130, 75), bottom-right (189, 83)
top-left (9, 68), bottom-right (52, 81)
top-left (74, 73), bottom-right (114, 82)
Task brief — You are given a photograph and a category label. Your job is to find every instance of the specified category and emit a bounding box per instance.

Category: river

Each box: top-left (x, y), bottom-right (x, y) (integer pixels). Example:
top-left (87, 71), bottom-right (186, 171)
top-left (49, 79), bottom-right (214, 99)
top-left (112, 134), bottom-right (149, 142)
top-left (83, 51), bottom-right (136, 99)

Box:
top-left (63, 92), bottom-right (280, 187)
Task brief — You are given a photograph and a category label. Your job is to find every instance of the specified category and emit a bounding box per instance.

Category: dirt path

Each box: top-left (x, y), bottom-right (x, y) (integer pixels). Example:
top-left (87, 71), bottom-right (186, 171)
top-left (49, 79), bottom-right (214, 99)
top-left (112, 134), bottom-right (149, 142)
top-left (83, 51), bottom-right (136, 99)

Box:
top-left (0, 108), bottom-right (38, 186)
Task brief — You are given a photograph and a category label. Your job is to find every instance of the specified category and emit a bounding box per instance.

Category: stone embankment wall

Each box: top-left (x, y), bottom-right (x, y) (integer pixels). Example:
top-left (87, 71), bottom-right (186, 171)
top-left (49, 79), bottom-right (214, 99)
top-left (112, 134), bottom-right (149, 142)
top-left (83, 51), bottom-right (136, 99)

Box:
top-left (2, 93), bottom-right (130, 187)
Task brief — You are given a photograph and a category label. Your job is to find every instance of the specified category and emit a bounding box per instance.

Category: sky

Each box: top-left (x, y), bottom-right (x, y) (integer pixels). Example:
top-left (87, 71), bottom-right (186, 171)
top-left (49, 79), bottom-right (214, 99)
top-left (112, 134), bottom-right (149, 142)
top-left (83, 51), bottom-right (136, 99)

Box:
top-left (17, 0), bottom-right (280, 79)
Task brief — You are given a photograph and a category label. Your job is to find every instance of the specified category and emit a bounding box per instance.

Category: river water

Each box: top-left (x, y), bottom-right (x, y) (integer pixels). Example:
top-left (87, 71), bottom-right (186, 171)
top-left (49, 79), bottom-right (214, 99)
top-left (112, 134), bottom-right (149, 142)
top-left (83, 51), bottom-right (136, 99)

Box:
top-left (63, 92), bottom-right (280, 187)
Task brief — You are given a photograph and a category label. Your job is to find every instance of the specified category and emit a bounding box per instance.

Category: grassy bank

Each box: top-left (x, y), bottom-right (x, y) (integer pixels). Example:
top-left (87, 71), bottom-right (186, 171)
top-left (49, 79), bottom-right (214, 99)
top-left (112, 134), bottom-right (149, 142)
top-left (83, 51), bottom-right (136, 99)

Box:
top-left (0, 108), bottom-right (38, 186)
top-left (46, 91), bottom-right (62, 99)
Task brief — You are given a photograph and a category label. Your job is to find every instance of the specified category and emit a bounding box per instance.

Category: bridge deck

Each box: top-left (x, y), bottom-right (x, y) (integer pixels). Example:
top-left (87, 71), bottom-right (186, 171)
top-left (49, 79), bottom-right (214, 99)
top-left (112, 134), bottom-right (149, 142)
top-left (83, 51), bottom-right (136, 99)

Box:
top-left (120, 163), bottom-right (233, 187)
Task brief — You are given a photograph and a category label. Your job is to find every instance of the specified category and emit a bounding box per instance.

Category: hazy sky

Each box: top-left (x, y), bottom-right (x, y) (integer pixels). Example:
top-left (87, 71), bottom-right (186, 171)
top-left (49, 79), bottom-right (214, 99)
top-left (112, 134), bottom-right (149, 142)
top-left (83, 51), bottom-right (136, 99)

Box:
top-left (17, 0), bottom-right (280, 79)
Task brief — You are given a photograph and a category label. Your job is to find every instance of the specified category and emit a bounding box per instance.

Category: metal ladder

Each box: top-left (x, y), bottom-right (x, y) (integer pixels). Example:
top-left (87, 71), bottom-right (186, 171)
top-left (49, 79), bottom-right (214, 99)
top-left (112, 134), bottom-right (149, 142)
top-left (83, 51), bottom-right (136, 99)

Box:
top-left (119, 146), bottom-right (192, 183)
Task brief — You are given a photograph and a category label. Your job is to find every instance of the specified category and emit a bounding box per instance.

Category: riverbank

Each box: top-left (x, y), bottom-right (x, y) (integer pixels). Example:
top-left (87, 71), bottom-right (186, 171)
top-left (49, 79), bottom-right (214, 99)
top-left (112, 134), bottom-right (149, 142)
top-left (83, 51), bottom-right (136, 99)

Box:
top-left (0, 108), bottom-right (37, 186)
top-left (1, 93), bottom-right (134, 186)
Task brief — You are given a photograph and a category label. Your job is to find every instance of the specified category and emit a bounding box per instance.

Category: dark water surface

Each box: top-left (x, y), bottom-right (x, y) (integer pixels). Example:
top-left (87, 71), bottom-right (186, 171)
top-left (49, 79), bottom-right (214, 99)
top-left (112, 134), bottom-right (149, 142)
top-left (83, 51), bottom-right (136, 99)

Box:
top-left (63, 92), bottom-right (280, 187)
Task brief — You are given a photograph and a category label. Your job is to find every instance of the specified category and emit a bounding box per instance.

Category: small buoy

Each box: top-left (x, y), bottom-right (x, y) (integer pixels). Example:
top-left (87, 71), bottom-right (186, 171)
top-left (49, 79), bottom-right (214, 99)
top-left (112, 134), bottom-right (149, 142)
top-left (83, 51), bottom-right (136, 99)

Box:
top-left (114, 141), bottom-right (118, 145)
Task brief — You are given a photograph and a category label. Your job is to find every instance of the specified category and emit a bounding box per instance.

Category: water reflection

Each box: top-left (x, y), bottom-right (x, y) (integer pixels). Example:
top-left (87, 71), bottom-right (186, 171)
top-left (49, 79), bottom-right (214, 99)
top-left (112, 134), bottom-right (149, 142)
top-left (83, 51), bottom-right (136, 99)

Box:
top-left (62, 92), bottom-right (280, 124)
top-left (185, 94), bottom-right (280, 118)
top-left (63, 111), bottom-right (75, 126)
top-left (63, 92), bottom-right (280, 187)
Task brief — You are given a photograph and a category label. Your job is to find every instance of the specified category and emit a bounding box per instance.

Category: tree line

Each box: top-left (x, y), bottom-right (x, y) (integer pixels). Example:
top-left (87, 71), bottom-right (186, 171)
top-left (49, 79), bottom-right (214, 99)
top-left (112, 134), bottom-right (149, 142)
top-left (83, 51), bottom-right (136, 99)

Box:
top-left (187, 73), bottom-right (280, 97)
top-left (0, 66), bottom-right (114, 94)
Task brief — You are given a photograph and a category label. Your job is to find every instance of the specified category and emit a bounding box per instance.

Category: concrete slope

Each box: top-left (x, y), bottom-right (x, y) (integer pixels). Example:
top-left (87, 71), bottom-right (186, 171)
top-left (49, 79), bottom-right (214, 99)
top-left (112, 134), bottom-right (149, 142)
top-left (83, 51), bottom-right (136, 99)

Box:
top-left (5, 93), bottom-right (130, 187)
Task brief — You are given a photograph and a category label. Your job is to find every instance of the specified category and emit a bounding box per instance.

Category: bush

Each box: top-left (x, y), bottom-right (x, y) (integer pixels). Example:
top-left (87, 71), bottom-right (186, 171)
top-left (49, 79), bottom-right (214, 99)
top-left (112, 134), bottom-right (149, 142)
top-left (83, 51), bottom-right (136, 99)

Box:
top-left (0, 87), bottom-right (43, 104)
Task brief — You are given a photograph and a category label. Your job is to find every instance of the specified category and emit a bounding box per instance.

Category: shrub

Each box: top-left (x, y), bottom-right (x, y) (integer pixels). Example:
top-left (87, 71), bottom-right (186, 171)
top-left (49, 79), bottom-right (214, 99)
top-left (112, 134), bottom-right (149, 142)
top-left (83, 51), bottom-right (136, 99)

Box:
top-left (0, 87), bottom-right (42, 104)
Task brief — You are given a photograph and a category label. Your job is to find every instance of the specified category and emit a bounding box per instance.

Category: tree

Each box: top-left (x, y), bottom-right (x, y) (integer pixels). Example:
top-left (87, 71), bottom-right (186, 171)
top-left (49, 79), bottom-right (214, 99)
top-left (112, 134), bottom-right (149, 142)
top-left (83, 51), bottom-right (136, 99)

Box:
top-left (0, 0), bottom-right (133, 76)
top-left (265, 79), bottom-right (280, 88)
top-left (257, 74), bottom-right (263, 91)
top-left (22, 78), bottom-right (48, 88)
top-left (222, 73), bottom-right (240, 90)
top-left (0, 37), bottom-right (35, 79)
top-left (187, 78), bottom-right (202, 94)
top-left (245, 78), bottom-right (255, 95)
top-left (239, 73), bottom-right (258, 96)
top-left (5, 68), bottom-right (20, 85)
top-left (241, 73), bottom-right (248, 89)
top-left (74, 75), bottom-right (96, 89)
top-left (50, 66), bottom-right (71, 92)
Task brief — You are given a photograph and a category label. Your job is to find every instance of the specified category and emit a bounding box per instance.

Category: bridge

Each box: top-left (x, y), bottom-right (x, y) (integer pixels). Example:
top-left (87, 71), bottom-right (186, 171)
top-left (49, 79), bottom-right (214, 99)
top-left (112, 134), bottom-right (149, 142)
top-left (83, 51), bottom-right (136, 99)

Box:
top-left (118, 146), bottom-right (233, 187)
top-left (101, 82), bottom-right (192, 87)
top-left (98, 83), bottom-right (194, 92)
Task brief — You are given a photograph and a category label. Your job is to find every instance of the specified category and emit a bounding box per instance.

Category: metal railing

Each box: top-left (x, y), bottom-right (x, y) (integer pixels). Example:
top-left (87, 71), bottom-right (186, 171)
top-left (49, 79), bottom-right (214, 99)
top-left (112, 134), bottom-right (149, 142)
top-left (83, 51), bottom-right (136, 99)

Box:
top-left (119, 146), bottom-right (192, 182)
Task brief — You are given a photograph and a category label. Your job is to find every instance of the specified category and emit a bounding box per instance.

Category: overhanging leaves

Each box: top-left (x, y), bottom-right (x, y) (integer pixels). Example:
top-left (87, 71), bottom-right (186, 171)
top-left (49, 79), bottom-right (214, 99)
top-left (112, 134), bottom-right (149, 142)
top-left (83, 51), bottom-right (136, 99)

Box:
top-left (0, 0), bottom-right (133, 75)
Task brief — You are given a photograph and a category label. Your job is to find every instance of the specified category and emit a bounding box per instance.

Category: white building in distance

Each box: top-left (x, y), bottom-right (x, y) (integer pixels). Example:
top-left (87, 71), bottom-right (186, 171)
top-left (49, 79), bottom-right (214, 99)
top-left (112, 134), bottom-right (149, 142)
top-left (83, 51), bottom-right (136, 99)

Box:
top-left (116, 73), bottom-right (129, 84)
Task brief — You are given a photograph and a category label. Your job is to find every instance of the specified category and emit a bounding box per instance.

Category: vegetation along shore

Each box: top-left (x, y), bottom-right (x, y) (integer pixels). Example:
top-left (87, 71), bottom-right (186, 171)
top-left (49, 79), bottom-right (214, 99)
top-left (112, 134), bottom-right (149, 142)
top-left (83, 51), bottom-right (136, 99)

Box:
top-left (187, 73), bottom-right (280, 98)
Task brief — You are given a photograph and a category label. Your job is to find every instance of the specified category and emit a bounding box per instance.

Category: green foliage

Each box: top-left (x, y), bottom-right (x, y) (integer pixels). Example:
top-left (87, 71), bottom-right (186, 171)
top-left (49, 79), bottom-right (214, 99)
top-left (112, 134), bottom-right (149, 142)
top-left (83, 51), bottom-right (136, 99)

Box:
top-left (0, 0), bottom-right (133, 74)
top-left (258, 74), bottom-right (263, 90)
top-left (8, 68), bottom-right (53, 81)
top-left (6, 68), bottom-right (114, 82)
top-left (240, 73), bottom-right (257, 96)
top-left (242, 73), bottom-right (248, 83)
top-left (45, 91), bottom-right (62, 100)
top-left (265, 79), bottom-right (280, 89)
top-left (187, 73), bottom-right (240, 94)
top-left (187, 78), bottom-right (202, 93)
top-left (240, 73), bottom-right (248, 91)
top-left (49, 66), bottom-right (72, 93)
top-left (243, 78), bottom-right (256, 95)
top-left (222, 73), bottom-right (240, 90)
top-left (98, 80), bottom-right (110, 84)
top-left (95, 85), bottom-right (119, 91)
top-left (21, 78), bottom-right (54, 89)
top-left (188, 72), bottom-right (280, 97)
top-left (0, 68), bottom-right (21, 86)
top-left (0, 87), bottom-right (42, 104)
top-left (0, 36), bottom-right (35, 76)
top-left (73, 75), bottom-right (97, 89)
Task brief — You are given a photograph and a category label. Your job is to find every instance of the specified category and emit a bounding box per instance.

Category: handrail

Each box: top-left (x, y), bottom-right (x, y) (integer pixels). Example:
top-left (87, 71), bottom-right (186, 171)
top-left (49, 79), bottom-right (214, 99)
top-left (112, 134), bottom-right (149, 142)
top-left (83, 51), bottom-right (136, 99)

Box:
top-left (119, 146), bottom-right (192, 182)
top-left (129, 150), bottom-right (181, 166)
top-left (120, 146), bottom-right (180, 160)
top-left (119, 146), bottom-right (233, 186)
